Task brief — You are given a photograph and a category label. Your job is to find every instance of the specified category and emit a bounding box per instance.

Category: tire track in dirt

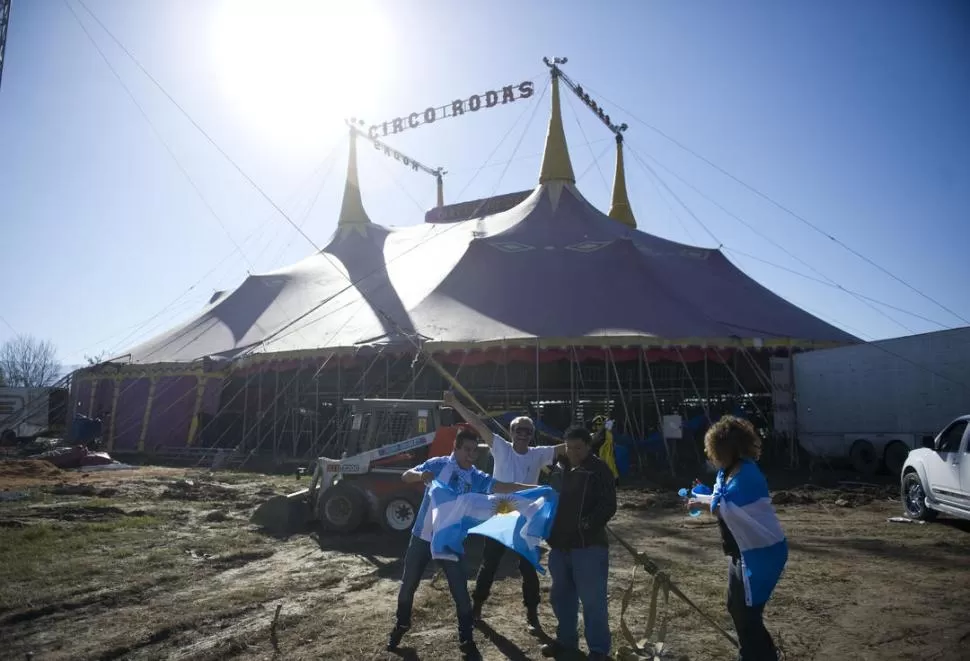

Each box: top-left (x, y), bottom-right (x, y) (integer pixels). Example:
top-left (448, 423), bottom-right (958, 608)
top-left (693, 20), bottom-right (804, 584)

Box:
top-left (133, 538), bottom-right (402, 660)
top-left (1, 574), bottom-right (184, 627)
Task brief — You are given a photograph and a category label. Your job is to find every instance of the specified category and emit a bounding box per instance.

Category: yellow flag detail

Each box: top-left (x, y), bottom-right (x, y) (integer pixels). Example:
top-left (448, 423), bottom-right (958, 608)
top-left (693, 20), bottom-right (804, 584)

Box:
top-left (599, 428), bottom-right (620, 480)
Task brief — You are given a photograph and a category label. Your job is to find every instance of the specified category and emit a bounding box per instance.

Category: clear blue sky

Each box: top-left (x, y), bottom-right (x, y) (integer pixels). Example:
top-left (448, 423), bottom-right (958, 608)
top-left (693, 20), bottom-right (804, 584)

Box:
top-left (1, 0), bottom-right (968, 369)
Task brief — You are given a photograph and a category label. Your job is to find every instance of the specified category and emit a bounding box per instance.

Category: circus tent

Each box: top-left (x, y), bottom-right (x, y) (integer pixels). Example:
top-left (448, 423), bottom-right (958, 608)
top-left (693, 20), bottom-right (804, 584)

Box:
top-left (119, 71), bottom-right (854, 366)
top-left (73, 64), bottom-right (856, 459)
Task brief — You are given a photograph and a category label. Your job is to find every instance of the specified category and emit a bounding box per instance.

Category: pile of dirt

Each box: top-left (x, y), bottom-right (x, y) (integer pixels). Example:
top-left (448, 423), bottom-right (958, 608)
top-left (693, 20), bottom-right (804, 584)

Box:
top-left (772, 490), bottom-right (820, 505)
top-left (160, 479), bottom-right (238, 502)
top-left (0, 459), bottom-right (62, 480)
top-left (617, 489), bottom-right (682, 511)
top-left (772, 482), bottom-right (898, 508)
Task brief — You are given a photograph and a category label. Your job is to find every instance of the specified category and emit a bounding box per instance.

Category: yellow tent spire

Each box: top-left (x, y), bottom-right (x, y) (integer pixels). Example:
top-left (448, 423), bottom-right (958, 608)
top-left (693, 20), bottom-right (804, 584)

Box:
top-left (538, 69), bottom-right (576, 185)
top-left (337, 127), bottom-right (371, 227)
top-left (608, 134), bottom-right (637, 228)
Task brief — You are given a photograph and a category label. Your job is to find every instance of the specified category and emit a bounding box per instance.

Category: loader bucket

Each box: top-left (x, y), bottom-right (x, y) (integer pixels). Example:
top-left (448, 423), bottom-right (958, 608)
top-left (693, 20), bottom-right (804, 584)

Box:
top-left (250, 488), bottom-right (312, 535)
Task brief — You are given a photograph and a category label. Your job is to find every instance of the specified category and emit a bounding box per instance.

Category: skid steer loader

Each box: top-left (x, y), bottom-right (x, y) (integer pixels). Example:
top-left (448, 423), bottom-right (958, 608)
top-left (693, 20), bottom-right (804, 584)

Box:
top-left (251, 398), bottom-right (492, 536)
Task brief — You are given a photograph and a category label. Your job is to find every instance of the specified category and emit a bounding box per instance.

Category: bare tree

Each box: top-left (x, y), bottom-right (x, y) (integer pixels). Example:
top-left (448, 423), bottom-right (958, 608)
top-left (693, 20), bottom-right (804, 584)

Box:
top-left (84, 351), bottom-right (107, 366)
top-left (0, 335), bottom-right (62, 388)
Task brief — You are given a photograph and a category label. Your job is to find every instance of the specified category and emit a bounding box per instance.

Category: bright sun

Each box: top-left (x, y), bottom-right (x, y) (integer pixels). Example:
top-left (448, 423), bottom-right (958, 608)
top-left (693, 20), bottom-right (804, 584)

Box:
top-left (210, 0), bottom-right (391, 146)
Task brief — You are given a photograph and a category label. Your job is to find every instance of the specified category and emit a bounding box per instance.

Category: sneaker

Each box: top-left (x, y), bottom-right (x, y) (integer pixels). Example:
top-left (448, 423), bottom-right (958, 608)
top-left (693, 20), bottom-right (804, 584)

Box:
top-left (540, 642), bottom-right (585, 660)
top-left (526, 607), bottom-right (541, 633)
top-left (540, 641), bottom-right (571, 658)
top-left (459, 639), bottom-right (483, 661)
top-left (386, 625), bottom-right (408, 651)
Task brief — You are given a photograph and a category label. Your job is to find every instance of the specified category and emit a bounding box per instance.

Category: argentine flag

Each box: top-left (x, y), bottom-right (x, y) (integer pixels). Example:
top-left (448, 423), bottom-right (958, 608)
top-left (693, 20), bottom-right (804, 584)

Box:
top-left (711, 460), bottom-right (789, 606)
top-left (428, 480), bottom-right (558, 574)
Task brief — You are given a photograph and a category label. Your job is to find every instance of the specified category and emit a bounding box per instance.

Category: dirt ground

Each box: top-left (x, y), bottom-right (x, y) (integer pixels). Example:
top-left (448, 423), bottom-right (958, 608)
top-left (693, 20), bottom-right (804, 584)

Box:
top-left (2, 460), bottom-right (969, 661)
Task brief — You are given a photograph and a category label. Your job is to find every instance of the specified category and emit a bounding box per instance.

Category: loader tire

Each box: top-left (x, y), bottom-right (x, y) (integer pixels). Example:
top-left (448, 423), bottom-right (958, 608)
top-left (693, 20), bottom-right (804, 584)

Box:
top-left (379, 493), bottom-right (419, 535)
top-left (319, 484), bottom-right (366, 533)
top-left (849, 439), bottom-right (879, 476)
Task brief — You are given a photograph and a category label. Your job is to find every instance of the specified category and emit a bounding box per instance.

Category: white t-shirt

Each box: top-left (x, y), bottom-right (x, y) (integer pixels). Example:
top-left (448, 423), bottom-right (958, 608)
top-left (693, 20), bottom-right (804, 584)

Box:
top-left (490, 433), bottom-right (557, 484)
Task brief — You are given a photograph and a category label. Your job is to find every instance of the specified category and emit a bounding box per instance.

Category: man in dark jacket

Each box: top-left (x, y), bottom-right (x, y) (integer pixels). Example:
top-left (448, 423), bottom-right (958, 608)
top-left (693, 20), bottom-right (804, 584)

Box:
top-left (541, 426), bottom-right (617, 661)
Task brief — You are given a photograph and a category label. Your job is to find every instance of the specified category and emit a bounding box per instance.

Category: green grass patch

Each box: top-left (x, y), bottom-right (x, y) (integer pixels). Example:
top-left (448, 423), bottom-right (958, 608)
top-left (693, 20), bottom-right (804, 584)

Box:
top-left (0, 515), bottom-right (168, 612)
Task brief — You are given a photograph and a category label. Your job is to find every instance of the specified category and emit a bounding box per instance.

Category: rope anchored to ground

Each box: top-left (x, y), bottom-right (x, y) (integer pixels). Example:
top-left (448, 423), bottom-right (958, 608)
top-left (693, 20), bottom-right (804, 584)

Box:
top-left (607, 526), bottom-right (739, 660)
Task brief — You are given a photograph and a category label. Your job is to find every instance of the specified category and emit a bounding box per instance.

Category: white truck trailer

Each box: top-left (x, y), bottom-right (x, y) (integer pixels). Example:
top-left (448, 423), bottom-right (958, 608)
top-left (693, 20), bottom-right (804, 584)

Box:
top-left (0, 386), bottom-right (66, 441)
top-left (792, 326), bottom-right (970, 475)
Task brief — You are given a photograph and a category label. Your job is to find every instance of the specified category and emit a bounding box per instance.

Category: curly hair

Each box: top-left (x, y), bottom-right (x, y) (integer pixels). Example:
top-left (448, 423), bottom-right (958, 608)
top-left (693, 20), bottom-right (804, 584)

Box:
top-left (704, 416), bottom-right (762, 469)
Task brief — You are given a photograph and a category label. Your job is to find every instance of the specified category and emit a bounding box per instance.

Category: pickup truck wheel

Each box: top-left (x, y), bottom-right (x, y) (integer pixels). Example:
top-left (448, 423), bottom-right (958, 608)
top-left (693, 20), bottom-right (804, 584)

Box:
top-left (902, 471), bottom-right (936, 521)
top-left (318, 484), bottom-right (366, 532)
top-left (850, 440), bottom-right (879, 475)
top-left (883, 441), bottom-right (910, 475)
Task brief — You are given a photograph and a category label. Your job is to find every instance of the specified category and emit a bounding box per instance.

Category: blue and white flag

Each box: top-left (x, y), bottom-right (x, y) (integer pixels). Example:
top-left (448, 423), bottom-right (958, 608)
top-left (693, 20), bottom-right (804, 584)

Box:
top-left (428, 480), bottom-right (558, 574)
top-left (711, 459), bottom-right (789, 606)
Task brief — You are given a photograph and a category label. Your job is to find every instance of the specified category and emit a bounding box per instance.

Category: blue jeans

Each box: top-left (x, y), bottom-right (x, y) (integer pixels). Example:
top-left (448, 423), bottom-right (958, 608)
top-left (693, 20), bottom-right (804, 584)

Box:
top-left (727, 557), bottom-right (778, 661)
top-left (395, 535), bottom-right (474, 643)
top-left (548, 546), bottom-right (611, 655)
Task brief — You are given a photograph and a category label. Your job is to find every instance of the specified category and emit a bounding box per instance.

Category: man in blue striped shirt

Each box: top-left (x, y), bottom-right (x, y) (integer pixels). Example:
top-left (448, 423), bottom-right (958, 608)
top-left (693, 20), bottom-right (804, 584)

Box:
top-left (388, 427), bottom-right (535, 661)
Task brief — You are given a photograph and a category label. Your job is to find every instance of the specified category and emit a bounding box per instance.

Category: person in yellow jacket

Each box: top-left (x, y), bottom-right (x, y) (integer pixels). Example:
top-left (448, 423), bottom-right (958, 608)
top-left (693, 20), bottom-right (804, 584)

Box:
top-left (590, 415), bottom-right (620, 486)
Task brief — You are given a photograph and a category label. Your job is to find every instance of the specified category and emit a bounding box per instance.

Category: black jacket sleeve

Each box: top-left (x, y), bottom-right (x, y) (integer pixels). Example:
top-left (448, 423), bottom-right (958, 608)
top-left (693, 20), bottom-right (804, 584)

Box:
top-left (580, 460), bottom-right (617, 533)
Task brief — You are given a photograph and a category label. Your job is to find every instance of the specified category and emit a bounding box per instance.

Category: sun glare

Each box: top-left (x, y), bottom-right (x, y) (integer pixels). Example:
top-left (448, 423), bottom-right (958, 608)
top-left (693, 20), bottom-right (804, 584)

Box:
top-left (210, 0), bottom-right (391, 147)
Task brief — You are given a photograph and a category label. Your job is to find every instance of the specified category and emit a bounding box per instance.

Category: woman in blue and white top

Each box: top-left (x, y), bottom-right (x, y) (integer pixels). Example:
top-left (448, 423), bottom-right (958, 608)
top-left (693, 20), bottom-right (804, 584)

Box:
top-left (688, 416), bottom-right (787, 661)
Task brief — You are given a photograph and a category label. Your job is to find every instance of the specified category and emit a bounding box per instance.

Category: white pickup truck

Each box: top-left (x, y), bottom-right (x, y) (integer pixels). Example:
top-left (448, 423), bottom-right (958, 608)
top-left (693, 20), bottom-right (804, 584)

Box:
top-left (901, 415), bottom-right (970, 521)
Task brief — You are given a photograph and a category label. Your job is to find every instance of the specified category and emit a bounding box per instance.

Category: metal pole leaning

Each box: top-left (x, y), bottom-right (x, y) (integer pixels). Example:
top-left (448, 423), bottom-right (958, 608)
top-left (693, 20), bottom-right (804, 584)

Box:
top-left (606, 526), bottom-right (740, 649)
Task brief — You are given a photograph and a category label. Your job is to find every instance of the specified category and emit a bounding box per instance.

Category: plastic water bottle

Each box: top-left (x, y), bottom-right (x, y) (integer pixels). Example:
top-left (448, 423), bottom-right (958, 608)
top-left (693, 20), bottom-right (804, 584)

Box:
top-left (678, 487), bottom-right (701, 517)
top-left (679, 480), bottom-right (712, 517)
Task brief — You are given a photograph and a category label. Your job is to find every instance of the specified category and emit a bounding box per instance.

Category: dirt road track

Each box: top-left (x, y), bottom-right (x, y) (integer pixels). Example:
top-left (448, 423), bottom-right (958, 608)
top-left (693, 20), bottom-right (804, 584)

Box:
top-left (2, 465), bottom-right (969, 660)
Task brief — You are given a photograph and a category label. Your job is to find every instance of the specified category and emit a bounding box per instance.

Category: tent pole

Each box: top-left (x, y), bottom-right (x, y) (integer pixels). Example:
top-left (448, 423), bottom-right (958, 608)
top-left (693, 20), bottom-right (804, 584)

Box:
top-left (503, 346), bottom-right (509, 411)
top-left (788, 347), bottom-right (796, 469)
top-left (535, 339), bottom-right (540, 424)
top-left (638, 353), bottom-right (645, 460)
top-left (627, 355), bottom-right (642, 441)
top-left (733, 351), bottom-right (740, 396)
top-left (704, 351), bottom-right (710, 411)
top-left (292, 364), bottom-right (301, 459)
top-left (609, 347), bottom-right (642, 473)
top-left (676, 346), bottom-right (711, 465)
top-left (336, 354), bottom-right (343, 456)
top-left (569, 345), bottom-right (575, 420)
top-left (241, 373), bottom-right (249, 454)
top-left (642, 348), bottom-right (674, 475)
top-left (314, 363), bottom-right (320, 457)
top-left (88, 377), bottom-right (98, 416)
top-left (604, 348), bottom-right (610, 417)
top-left (273, 370), bottom-right (280, 462)
top-left (712, 345), bottom-right (771, 456)
top-left (256, 366), bottom-right (266, 458)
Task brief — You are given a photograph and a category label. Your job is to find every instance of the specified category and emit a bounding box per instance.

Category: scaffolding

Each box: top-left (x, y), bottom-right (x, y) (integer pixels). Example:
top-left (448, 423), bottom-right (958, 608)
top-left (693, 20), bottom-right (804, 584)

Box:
top-left (179, 344), bottom-right (783, 470)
